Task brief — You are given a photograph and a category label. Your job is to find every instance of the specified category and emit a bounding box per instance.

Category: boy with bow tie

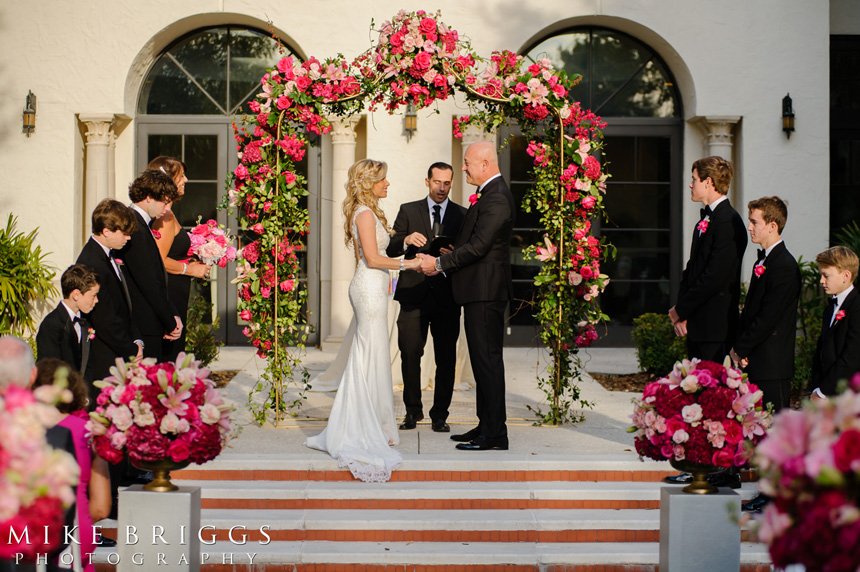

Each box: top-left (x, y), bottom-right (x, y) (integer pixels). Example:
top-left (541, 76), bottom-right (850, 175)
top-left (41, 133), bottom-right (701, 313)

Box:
top-left (36, 264), bottom-right (100, 375)
top-left (810, 245), bottom-right (860, 398)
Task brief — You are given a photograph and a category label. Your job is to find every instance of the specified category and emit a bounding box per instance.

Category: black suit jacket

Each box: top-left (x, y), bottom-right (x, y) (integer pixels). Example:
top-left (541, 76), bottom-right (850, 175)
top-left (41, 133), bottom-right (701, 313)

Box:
top-left (117, 210), bottom-right (177, 337)
top-left (734, 242), bottom-right (800, 381)
top-left (386, 198), bottom-right (466, 308)
top-left (439, 176), bottom-right (515, 304)
top-left (36, 303), bottom-right (84, 371)
top-left (812, 286), bottom-right (860, 395)
top-left (77, 237), bottom-right (140, 381)
top-left (676, 199), bottom-right (747, 343)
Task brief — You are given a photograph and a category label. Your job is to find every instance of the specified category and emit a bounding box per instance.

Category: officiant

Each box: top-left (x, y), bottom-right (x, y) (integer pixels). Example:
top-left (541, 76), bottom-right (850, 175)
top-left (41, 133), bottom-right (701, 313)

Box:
top-left (386, 162), bottom-right (466, 432)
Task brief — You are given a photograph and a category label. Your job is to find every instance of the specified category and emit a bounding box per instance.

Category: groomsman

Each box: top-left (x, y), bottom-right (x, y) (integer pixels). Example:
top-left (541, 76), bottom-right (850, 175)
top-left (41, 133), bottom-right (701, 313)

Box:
top-left (386, 162), bottom-right (466, 432)
top-left (669, 156), bottom-right (747, 361)
top-left (729, 197), bottom-right (800, 514)
top-left (77, 199), bottom-right (143, 395)
top-left (666, 156), bottom-right (746, 488)
top-left (810, 245), bottom-right (860, 398)
top-left (730, 196), bottom-right (801, 411)
top-left (118, 170), bottom-right (181, 359)
top-left (36, 264), bottom-right (100, 375)
top-left (419, 141), bottom-right (515, 451)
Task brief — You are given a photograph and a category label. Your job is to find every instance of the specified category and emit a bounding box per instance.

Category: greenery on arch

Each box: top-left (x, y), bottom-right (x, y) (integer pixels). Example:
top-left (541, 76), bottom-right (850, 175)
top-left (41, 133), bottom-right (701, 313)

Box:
top-left (228, 9), bottom-right (611, 425)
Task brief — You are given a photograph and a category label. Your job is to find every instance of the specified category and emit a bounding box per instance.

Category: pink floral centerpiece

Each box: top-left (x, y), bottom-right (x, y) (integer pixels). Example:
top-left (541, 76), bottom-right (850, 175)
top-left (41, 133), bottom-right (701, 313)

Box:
top-left (87, 353), bottom-right (234, 467)
top-left (0, 385), bottom-right (79, 561)
top-left (630, 358), bottom-right (771, 468)
top-left (188, 219), bottom-right (237, 268)
top-left (753, 374), bottom-right (860, 571)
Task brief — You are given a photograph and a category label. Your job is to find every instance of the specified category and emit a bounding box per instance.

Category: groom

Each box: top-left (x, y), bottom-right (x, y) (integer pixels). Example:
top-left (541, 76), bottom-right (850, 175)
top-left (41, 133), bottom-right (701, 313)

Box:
top-left (419, 141), bottom-right (515, 451)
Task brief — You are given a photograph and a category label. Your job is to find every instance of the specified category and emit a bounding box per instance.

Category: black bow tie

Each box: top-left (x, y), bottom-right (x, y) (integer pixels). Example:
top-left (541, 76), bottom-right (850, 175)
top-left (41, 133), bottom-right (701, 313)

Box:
top-left (756, 248), bottom-right (766, 262)
top-left (829, 297), bottom-right (838, 308)
top-left (73, 316), bottom-right (82, 324)
top-left (700, 206), bottom-right (712, 220)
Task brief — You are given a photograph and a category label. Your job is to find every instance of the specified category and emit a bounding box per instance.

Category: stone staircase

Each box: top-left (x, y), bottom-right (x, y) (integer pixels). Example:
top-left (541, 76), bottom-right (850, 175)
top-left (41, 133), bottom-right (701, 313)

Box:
top-left (93, 452), bottom-right (774, 571)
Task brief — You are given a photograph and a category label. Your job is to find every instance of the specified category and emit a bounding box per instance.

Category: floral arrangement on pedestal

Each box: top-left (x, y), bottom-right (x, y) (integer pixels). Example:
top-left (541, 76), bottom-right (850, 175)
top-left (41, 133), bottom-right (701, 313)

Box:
top-left (228, 8), bottom-right (609, 424)
top-left (753, 374), bottom-right (860, 571)
top-left (630, 359), bottom-right (772, 467)
top-left (188, 219), bottom-right (237, 268)
top-left (86, 353), bottom-right (234, 466)
top-left (0, 384), bottom-right (78, 561)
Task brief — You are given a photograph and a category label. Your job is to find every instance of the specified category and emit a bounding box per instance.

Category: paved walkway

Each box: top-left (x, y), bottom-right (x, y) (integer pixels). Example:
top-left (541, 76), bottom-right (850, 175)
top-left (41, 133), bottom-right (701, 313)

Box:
top-left (210, 345), bottom-right (644, 459)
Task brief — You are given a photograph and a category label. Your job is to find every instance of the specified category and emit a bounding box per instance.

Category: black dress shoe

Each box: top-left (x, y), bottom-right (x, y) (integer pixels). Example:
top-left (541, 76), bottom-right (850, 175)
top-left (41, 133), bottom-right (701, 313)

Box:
top-left (742, 493), bottom-right (769, 513)
top-left (707, 469), bottom-right (741, 489)
top-left (431, 420), bottom-right (450, 433)
top-left (455, 436), bottom-right (509, 451)
top-left (663, 472), bottom-right (693, 484)
top-left (399, 412), bottom-right (424, 430)
top-left (450, 426), bottom-right (480, 442)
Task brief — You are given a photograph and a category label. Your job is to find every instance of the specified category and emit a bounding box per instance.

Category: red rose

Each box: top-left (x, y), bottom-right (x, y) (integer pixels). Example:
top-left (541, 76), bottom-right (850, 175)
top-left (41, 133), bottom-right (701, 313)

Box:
top-left (832, 429), bottom-right (860, 472)
top-left (696, 360), bottom-right (727, 384)
top-left (418, 17), bottom-right (436, 35)
top-left (168, 438), bottom-right (191, 463)
top-left (711, 447), bottom-right (734, 468)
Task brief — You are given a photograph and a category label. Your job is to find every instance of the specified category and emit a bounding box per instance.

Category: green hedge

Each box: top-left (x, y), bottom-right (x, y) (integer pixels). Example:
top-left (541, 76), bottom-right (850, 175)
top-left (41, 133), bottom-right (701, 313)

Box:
top-left (631, 313), bottom-right (687, 375)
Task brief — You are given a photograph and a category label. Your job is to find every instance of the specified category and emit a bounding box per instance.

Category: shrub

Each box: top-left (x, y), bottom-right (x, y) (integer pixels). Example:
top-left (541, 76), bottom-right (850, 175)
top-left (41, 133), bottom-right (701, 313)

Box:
top-left (793, 257), bottom-right (825, 398)
top-left (0, 215), bottom-right (58, 337)
top-left (184, 283), bottom-right (222, 367)
top-left (631, 313), bottom-right (687, 374)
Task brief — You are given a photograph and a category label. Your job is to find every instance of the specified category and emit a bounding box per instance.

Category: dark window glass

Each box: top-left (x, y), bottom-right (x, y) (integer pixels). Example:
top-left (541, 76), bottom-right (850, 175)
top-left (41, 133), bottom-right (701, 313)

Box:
top-left (830, 36), bottom-right (860, 242)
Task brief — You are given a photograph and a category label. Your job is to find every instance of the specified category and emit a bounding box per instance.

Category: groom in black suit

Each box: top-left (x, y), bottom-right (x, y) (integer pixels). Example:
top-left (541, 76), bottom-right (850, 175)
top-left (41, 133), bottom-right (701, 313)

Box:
top-left (730, 196), bottom-right (800, 411)
top-left (669, 156), bottom-right (747, 361)
top-left (419, 142), bottom-right (515, 451)
top-left (118, 170), bottom-right (182, 360)
top-left (77, 199), bottom-right (143, 394)
top-left (387, 162), bottom-right (466, 432)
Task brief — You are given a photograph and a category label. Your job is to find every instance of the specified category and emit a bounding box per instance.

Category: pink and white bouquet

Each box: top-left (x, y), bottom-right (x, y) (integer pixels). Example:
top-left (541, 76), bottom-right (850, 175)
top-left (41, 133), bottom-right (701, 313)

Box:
top-left (87, 353), bottom-right (234, 466)
top-left (188, 219), bottom-right (237, 268)
top-left (753, 374), bottom-right (860, 571)
top-left (0, 385), bottom-right (79, 561)
top-left (630, 358), bottom-right (772, 467)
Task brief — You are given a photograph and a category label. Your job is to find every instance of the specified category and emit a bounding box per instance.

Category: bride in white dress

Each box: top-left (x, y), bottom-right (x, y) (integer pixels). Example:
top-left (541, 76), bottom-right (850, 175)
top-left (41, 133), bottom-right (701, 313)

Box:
top-left (306, 159), bottom-right (422, 482)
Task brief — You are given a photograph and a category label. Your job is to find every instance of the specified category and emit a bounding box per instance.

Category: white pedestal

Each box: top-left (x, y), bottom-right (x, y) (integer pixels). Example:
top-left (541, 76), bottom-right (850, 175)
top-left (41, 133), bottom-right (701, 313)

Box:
top-left (118, 485), bottom-right (201, 571)
top-left (659, 486), bottom-right (741, 572)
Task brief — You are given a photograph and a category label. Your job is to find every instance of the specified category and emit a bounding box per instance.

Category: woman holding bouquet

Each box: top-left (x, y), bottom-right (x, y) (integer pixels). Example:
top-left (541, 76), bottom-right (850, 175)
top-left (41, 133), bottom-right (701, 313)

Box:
top-left (306, 159), bottom-right (421, 482)
top-left (148, 156), bottom-right (211, 361)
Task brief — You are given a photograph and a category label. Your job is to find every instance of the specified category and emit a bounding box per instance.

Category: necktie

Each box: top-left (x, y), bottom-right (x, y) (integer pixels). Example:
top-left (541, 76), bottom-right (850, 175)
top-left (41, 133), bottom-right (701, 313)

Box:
top-left (432, 205), bottom-right (442, 236)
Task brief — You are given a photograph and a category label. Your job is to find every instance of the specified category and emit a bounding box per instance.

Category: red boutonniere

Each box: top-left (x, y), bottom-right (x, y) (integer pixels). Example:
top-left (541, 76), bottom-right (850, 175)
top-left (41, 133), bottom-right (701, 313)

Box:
top-left (696, 217), bottom-right (710, 235)
top-left (835, 309), bottom-right (846, 323)
top-left (468, 192), bottom-right (482, 206)
top-left (113, 258), bottom-right (124, 266)
top-left (753, 265), bottom-right (766, 278)
top-left (87, 327), bottom-right (96, 341)
top-left (151, 229), bottom-right (162, 240)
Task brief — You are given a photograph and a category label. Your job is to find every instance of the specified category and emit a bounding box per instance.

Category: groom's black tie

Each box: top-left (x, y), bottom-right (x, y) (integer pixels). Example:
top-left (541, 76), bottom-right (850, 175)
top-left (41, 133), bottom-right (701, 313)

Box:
top-left (432, 205), bottom-right (442, 237)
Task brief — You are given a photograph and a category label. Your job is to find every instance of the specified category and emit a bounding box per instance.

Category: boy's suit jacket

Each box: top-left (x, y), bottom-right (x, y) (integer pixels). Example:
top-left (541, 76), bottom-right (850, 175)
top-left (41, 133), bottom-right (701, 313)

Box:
top-left (812, 286), bottom-right (860, 395)
top-left (36, 303), bottom-right (87, 372)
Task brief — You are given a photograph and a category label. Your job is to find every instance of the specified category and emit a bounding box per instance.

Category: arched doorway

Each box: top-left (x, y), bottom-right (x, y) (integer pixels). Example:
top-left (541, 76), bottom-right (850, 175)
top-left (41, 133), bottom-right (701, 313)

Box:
top-left (503, 26), bottom-right (683, 345)
top-left (135, 26), bottom-right (320, 345)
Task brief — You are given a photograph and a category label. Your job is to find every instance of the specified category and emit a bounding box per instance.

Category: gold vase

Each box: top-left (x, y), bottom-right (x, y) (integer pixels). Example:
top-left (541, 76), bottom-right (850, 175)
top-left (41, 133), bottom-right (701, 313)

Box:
top-left (670, 459), bottom-right (718, 495)
top-left (132, 459), bottom-right (190, 492)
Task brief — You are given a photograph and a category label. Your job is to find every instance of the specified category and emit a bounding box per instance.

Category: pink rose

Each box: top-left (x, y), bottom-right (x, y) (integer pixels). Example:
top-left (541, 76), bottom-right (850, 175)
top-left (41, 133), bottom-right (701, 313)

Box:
top-left (167, 439), bottom-right (191, 463)
top-left (754, 264), bottom-right (766, 277)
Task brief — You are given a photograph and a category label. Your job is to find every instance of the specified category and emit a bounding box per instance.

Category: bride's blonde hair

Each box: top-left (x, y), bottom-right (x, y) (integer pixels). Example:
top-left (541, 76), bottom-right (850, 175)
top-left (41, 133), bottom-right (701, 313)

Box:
top-left (342, 158), bottom-right (392, 247)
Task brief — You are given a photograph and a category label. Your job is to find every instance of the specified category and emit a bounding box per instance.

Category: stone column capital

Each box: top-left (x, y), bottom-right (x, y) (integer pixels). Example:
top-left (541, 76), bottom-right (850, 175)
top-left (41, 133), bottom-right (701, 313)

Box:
top-left (692, 115), bottom-right (742, 150)
top-left (460, 123), bottom-right (493, 146)
top-left (328, 115), bottom-right (361, 144)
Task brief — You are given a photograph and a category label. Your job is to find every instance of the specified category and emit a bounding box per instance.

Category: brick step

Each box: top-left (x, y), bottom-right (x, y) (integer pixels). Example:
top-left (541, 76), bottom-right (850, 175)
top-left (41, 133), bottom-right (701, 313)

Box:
top-left (90, 540), bottom-right (773, 570)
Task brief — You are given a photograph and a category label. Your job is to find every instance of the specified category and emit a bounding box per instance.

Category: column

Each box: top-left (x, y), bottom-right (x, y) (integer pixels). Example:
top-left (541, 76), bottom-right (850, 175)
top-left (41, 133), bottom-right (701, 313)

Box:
top-left (698, 116), bottom-right (740, 160)
top-left (78, 113), bottom-right (119, 236)
top-left (324, 115), bottom-right (360, 348)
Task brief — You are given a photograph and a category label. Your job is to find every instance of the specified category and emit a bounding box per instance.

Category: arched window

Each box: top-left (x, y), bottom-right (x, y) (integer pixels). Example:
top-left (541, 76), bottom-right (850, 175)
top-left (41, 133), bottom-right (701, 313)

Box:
top-left (136, 27), bottom-right (317, 345)
top-left (505, 27), bottom-right (683, 346)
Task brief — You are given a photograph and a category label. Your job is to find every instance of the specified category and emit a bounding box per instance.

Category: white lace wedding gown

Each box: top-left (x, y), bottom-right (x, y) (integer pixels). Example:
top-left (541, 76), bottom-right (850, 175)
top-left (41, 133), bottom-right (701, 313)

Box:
top-left (305, 206), bottom-right (402, 482)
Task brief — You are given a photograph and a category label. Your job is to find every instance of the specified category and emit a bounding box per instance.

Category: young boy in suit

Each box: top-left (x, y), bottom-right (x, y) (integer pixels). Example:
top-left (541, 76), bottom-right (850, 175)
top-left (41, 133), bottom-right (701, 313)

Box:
top-left (810, 245), bottom-right (860, 398)
top-left (118, 169), bottom-right (181, 360)
top-left (76, 198), bottom-right (143, 394)
top-left (729, 196), bottom-right (800, 513)
top-left (731, 196), bottom-right (801, 411)
top-left (36, 264), bottom-right (100, 374)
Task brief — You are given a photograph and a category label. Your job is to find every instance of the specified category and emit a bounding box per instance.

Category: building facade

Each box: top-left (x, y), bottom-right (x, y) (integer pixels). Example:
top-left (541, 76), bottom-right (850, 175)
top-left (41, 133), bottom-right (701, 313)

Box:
top-left (0, 0), bottom-right (856, 347)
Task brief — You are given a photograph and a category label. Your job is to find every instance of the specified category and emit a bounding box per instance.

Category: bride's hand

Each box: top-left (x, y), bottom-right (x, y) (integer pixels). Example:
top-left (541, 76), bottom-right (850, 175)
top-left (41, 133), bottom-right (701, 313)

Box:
top-left (402, 257), bottom-right (422, 271)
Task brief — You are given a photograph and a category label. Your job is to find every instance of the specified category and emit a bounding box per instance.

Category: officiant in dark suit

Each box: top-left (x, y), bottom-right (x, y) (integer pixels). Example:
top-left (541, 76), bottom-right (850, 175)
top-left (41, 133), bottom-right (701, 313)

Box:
top-left (76, 199), bottom-right (143, 394)
top-left (386, 162), bottom-right (466, 433)
top-left (118, 169), bottom-right (182, 360)
top-left (419, 142), bottom-right (515, 451)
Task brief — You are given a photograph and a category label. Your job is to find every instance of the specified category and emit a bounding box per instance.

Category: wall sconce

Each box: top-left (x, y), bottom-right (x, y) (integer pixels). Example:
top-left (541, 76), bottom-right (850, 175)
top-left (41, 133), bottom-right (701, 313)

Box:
top-left (22, 91), bottom-right (37, 137)
top-left (404, 103), bottom-right (417, 141)
top-left (782, 93), bottom-right (795, 139)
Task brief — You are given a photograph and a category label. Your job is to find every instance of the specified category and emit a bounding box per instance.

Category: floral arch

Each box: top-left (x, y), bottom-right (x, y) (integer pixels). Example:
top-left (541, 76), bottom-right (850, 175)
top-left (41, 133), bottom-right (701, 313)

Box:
top-left (229, 9), bottom-right (610, 425)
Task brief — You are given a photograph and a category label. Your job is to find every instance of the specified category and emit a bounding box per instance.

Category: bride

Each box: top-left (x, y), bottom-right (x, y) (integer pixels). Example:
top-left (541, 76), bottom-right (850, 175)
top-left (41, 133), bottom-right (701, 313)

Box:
top-left (306, 159), bottom-right (422, 482)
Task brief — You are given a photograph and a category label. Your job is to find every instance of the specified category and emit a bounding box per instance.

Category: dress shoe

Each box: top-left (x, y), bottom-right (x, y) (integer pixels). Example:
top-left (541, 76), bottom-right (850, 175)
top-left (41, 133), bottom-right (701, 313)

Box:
top-left (450, 426), bottom-right (480, 442)
top-left (707, 469), bottom-right (741, 489)
top-left (742, 493), bottom-right (769, 513)
top-left (399, 412), bottom-right (424, 430)
top-left (455, 436), bottom-right (509, 451)
top-left (431, 420), bottom-right (450, 433)
top-left (663, 472), bottom-right (693, 485)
